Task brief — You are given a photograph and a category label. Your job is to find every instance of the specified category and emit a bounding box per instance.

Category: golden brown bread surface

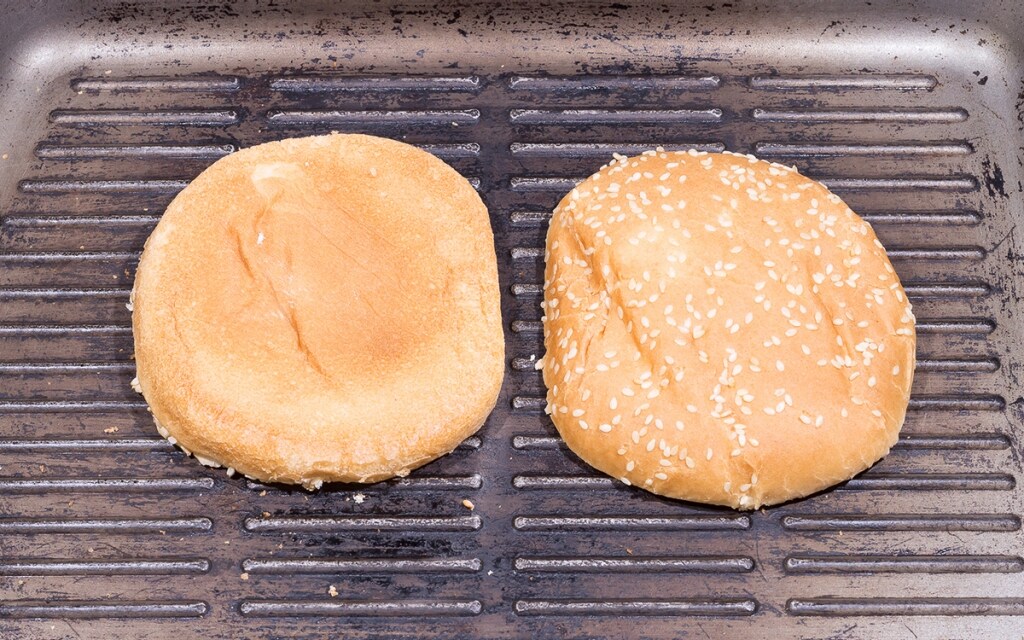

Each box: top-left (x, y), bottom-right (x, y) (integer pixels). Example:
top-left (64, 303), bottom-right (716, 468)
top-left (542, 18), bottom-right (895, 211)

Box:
top-left (542, 150), bottom-right (915, 509)
top-left (132, 133), bottom-right (504, 488)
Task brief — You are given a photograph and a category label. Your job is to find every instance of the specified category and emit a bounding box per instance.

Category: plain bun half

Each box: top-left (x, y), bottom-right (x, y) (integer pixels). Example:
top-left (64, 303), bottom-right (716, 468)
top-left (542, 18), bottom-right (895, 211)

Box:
top-left (132, 133), bottom-right (504, 488)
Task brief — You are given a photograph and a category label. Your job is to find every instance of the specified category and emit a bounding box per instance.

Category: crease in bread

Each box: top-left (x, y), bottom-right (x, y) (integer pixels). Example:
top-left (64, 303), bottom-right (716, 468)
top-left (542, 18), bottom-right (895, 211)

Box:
top-left (131, 133), bottom-right (504, 489)
top-left (542, 149), bottom-right (915, 509)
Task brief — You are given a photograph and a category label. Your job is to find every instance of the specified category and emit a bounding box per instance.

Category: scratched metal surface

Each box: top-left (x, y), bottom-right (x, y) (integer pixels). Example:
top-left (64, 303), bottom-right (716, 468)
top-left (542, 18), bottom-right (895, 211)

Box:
top-left (0, 1), bottom-right (1022, 638)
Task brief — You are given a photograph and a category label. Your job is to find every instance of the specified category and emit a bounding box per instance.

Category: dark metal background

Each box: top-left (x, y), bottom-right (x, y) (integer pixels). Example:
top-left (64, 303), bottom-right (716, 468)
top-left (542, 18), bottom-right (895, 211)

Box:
top-left (0, 1), bottom-right (1022, 638)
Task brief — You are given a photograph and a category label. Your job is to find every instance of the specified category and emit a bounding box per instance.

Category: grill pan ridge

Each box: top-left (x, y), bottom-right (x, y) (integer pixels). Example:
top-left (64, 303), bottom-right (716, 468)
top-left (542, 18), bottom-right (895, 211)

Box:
top-left (0, 1), bottom-right (1022, 638)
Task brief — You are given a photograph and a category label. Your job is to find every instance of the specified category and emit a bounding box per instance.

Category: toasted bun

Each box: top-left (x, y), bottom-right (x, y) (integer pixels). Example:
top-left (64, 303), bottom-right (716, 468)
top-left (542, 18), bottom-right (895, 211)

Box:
top-left (132, 133), bottom-right (504, 488)
top-left (542, 150), bottom-right (915, 509)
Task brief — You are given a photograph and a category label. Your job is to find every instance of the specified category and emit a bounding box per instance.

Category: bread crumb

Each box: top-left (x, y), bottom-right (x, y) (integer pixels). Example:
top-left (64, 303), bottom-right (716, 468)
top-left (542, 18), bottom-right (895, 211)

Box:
top-left (328, 585), bottom-right (338, 597)
top-left (239, 572), bottom-right (249, 581)
top-left (461, 499), bottom-right (475, 511)
top-left (103, 426), bottom-right (119, 434)
top-left (352, 493), bottom-right (365, 504)
top-left (259, 490), bottom-right (267, 497)
top-left (261, 511), bottom-right (271, 518)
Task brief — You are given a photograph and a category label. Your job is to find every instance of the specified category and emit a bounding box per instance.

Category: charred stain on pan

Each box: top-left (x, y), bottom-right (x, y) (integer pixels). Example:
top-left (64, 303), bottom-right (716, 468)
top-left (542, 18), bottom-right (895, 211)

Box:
top-left (982, 157), bottom-right (1008, 198)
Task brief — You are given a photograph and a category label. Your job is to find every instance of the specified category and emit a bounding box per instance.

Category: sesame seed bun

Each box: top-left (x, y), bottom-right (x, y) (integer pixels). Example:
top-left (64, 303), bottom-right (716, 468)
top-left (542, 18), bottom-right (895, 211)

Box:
top-left (132, 133), bottom-right (504, 488)
top-left (542, 150), bottom-right (915, 509)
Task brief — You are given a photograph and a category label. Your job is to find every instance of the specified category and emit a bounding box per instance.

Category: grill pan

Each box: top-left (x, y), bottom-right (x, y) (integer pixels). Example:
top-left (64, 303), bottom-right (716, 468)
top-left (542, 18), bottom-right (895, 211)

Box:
top-left (0, 1), bottom-right (1022, 638)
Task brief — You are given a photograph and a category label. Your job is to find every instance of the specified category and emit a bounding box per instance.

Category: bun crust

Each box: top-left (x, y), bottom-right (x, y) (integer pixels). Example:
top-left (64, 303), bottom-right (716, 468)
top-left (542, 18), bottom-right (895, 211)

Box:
top-left (542, 150), bottom-right (915, 509)
top-left (132, 133), bottom-right (504, 488)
